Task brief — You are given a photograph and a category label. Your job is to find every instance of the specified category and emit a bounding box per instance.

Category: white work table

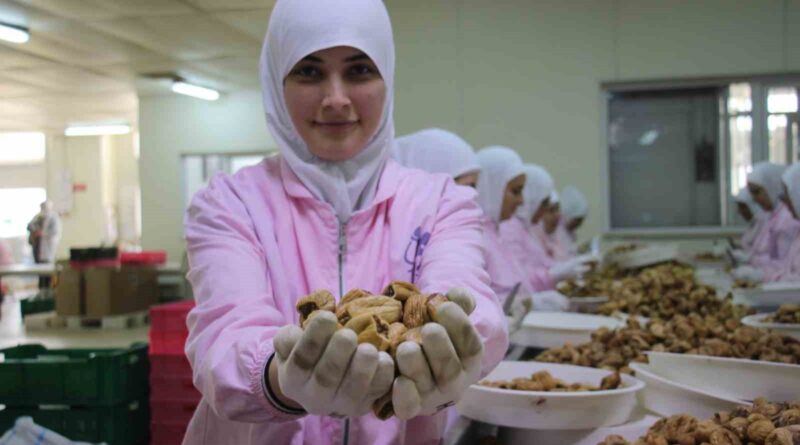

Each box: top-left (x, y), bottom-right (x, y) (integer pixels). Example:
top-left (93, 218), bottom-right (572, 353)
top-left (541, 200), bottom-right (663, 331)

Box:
top-left (0, 326), bottom-right (149, 350)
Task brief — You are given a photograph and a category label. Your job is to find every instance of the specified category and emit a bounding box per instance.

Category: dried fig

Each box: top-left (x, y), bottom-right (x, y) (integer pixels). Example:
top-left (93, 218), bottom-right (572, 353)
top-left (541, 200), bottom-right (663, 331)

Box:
top-left (296, 290), bottom-right (336, 325)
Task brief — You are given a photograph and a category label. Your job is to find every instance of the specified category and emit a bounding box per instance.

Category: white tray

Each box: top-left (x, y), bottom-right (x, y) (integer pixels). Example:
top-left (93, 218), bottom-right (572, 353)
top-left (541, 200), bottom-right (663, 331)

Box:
top-left (629, 362), bottom-right (745, 419)
top-left (732, 284), bottom-right (800, 310)
top-left (568, 295), bottom-right (609, 313)
top-left (456, 361), bottom-right (644, 430)
top-left (497, 409), bottom-right (661, 445)
top-left (605, 244), bottom-right (679, 270)
top-left (741, 313), bottom-right (800, 340)
top-left (510, 312), bottom-right (623, 348)
top-left (646, 351), bottom-right (800, 402)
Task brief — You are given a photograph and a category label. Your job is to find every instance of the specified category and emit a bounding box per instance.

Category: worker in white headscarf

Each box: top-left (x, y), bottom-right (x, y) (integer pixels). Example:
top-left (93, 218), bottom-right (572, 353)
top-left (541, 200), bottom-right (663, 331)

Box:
top-left (733, 187), bottom-right (767, 250)
top-left (393, 128), bottom-right (480, 188)
top-left (760, 163), bottom-right (800, 281)
top-left (734, 162), bottom-right (800, 280)
top-left (532, 190), bottom-right (571, 261)
top-left (182, 1), bottom-right (507, 443)
top-left (475, 147), bottom-right (532, 310)
top-left (558, 185), bottom-right (588, 254)
top-left (499, 165), bottom-right (593, 311)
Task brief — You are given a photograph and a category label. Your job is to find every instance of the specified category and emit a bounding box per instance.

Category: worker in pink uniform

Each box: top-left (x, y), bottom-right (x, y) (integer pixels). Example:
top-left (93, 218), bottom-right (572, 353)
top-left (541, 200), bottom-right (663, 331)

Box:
top-left (733, 188), bottom-right (767, 251)
top-left (393, 128), bottom-right (481, 189)
top-left (499, 165), bottom-right (592, 309)
top-left (181, 1), bottom-right (508, 444)
top-left (734, 162), bottom-right (800, 281)
top-left (558, 185), bottom-right (589, 255)
top-left (763, 164), bottom-right (800, 282)
top-left (532, 191), bottom-right (572, 261)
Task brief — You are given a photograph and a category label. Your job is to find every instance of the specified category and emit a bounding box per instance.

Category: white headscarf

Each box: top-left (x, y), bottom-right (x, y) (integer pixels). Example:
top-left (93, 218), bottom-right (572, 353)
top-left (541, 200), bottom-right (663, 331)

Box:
top-left (549, 190), bottom-right (560, 206)
top-left (748, 161), bottom-right (787, 207)
top-left (393, 128), bottom-right (480, 179)
top-left (476, 146), bottom-right (525, 223)
top-left (734, 188), bottom-right (764, 218)
top-left (561, 186), bottom-right (588, 221)
top-left (516, 164), bottom-right (554, 225)
top-left (260, 0), bottom-right (395, 222)
top-left (782, 163), bottom-right (800, 216)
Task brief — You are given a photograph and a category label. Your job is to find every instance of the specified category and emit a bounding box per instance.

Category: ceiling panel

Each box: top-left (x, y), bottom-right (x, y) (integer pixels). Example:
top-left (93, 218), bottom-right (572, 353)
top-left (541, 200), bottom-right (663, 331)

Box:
top-left (212, 9), bottom-right (270, 40)
top-left (11, 0), bottom-right (195, 21)
top-left (190, 56), bottom-right (259, 88)
top-left (0, 45), bottom-right (53, 69)
top-left (0, 78), bottom-right (42, 97)
top-left (185, 0), bottom-right (276, 11)
top-left (1, 66), bottom-right (131, 93)
top-left (88, 14), bottom-right (260, 60)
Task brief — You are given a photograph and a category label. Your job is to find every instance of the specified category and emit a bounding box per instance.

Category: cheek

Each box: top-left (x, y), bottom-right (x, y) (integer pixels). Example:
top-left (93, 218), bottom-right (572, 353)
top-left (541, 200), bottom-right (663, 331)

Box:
top-left (284, 85), bottom-right (318, 126)
top-left (353, 83), bottom-right (386, 126)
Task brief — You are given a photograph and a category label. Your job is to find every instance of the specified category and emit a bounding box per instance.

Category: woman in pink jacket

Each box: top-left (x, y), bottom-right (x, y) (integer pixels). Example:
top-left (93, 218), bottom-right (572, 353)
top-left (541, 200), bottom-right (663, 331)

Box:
top-left (182, 1), bottom-right (508, 444)
top-left (765, 163), bottom-right (800, 282)
top-left (393, 128), bottom-right (481, 189)
top-left (558, 185), bottom-right (589, 255)
top-left (498, 165), bottom-right (589, 310)
top-left (734, 162), bottom-right (800, 280)
top-left (733, 188), bottom-right (767, 250)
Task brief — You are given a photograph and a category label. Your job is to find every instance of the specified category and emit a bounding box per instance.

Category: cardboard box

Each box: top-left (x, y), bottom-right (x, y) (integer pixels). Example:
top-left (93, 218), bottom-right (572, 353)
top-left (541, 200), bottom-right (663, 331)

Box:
top-left (55, 262), bottom-right (83, 316)
top-left (85, 266), bottom-right (159, 317)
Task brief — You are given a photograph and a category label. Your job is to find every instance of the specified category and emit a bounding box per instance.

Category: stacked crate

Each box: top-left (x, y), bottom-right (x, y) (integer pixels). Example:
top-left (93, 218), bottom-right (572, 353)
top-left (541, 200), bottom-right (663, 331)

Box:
top-left (149, 300), bottom-right (199, 445)
top-left (0, 343), bottom-right (150, 445)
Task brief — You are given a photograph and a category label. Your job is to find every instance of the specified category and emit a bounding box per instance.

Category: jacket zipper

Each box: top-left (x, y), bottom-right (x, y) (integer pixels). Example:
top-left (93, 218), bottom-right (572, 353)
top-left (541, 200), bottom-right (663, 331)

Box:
top-left (338, 221), bottom-right (350, 445)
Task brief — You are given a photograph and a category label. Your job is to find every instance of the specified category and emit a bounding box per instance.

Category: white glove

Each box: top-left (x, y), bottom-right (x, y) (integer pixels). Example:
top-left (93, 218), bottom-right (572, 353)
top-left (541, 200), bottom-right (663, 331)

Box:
top-left (531, 290), bottom-right (570, 312)
top-left (549, 255), bottom-right (594, 282)
top-left (273, 311), bottom-right (395, 417)
top-left (391, 289), bottom-right (483, 420)
top-left (508, 294), bottom-right (533, 332)
top-left (730, 249), bottom-right (751, 264)
top-left (732, 266), bottom-right (764, 282)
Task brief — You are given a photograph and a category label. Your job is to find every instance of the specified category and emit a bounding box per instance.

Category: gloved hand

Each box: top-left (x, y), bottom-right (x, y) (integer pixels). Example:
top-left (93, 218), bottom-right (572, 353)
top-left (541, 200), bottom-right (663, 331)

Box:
top-left (730, 249), bottom-right (751, 264)
top-left (273, 311), bottom-right (395, 417)
top-left (732, 265), bottom-right (764, 282)
top-left (531, 290), bottom-right (570, 312)
top-left (508, 294), bottom-right (533, 332)
top-left (549, 254), bottom-right (595, 282)
top-left (392, 288), bottom-right (483, 420)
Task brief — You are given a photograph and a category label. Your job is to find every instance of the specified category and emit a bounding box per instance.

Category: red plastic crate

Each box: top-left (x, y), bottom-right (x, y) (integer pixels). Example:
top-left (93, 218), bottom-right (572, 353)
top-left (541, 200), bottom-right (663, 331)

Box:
top-left (149, 354), bottom-right (193, 377)
top-left (121, 251), bottom-right (167, 265)
top-left (151, 399), bottom-right (198, 426)
top-left (150, 374), bottom-right (200, 403)
top-left (149, 301), bottom-right (194, 355)
top-left (151, 421), bottom-right (188, 445)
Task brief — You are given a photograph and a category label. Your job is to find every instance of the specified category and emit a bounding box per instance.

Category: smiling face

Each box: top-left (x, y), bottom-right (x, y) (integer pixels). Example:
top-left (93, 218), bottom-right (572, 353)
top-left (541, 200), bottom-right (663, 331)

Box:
top-left (748, 182), bottom-right (773, 211)
top-left (500, 174), bottom-right (526, 221)
top-left (283, 46), bottom-right (386, 162)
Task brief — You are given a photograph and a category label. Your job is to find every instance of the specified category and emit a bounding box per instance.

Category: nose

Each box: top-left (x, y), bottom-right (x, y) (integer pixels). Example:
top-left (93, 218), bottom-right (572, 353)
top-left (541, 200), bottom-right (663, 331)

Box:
top-left (321, 75), bottom-right (351, 112)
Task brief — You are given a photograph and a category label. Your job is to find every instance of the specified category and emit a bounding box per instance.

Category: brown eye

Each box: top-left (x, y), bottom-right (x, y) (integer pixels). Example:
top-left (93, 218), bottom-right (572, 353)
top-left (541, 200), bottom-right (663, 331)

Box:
top-left (289, 65), bottom-right (323, 81)
top-left (347, 63), bottom-right (379, 81)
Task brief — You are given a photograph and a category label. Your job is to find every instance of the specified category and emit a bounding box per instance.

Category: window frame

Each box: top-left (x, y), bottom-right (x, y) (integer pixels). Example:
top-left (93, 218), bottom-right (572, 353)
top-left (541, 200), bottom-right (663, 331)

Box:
top-left (601, 73), bottom-right (800, 234)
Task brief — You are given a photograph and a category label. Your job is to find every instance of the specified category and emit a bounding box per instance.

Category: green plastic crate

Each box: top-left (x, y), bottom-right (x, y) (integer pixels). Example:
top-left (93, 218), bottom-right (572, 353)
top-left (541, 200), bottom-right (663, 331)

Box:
top-left (20, 297), bottom-right (55, 316)
top-left (0, 343), bottom-right (148, 406)
top-left (0, 397), bottom-right (149, 445)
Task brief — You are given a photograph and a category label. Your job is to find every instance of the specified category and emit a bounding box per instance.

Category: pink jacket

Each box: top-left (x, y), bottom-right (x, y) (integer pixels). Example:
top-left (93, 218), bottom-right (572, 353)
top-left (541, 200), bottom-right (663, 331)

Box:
top-left (751, 203), bottom-right (800, 268)
top-left (499, 217), bottom-right (554, 292)
top-left (554, 223), bottom-right (576, 259)
top-left (481, 217), bottom-right (535, 303)
top-left (765, 233), bottom-right (800, 282)
top-left (182, 157), bottom-right (508, 445)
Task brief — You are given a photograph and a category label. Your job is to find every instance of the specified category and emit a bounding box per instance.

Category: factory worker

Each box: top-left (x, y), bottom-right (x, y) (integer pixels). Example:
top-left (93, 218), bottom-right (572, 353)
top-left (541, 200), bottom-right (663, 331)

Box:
top-left (475, 147), bottom-right (533, 304)
top-left (532, 191), bottom-right (571, 262)
top-left (393, 128), bottom-right (480, 188)
top-left (499, 165), bottom-right (591, 310)
top-left (761, 164), bottom-right (800, 282)
top-left (182, 1), bottom-right (508, 444)
top-left (733, 188), bottom-right (767, 250)
top-left (733, 162), bottom-right (800, 278)
top-left (558, 185), bottom-right (589, 254)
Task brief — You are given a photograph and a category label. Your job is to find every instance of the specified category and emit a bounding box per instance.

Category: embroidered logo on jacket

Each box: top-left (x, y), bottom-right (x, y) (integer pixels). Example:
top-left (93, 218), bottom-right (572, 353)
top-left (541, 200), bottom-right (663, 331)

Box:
top-left (404, 226), bottom-right (430, 283)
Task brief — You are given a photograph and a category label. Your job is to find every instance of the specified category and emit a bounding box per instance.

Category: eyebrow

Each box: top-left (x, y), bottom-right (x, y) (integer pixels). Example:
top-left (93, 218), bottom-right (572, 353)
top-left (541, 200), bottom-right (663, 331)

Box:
top-left (300, 52), bottom-right (371, 64)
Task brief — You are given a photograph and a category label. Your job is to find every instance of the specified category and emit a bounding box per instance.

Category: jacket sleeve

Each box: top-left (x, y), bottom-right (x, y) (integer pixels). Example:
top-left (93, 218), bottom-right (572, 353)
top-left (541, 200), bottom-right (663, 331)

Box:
top-left (416, 180), bottom-right (509, 378)
top-left (184, 174), bottom-right (304, 424)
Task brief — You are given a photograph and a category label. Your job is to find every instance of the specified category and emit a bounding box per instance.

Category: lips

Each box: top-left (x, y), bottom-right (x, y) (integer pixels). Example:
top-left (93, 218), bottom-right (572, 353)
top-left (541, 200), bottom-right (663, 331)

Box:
top-left (313, 120), bottom-right (358, 136)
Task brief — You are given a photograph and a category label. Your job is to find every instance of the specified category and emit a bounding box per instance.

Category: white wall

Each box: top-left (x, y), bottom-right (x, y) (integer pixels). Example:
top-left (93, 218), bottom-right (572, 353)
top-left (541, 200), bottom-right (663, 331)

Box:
top-left (138, 92), bottom-right (273, 260)
top-left (138, 0), bottom-right (800, 259)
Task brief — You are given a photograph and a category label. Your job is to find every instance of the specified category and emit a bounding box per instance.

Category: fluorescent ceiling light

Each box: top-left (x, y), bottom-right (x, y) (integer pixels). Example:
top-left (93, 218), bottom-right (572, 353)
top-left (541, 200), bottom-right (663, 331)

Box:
top-left (171, 81), bottom-right (220, 101)
top-left (0, 23), bottom-right (29, 44)
top-left (65, 123), bottom-right (131, 137)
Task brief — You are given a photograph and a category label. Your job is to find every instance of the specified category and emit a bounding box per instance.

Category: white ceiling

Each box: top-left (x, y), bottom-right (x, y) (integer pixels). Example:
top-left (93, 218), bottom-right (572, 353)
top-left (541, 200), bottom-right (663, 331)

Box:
top-left (0, 0), bottom-right (274, 132)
